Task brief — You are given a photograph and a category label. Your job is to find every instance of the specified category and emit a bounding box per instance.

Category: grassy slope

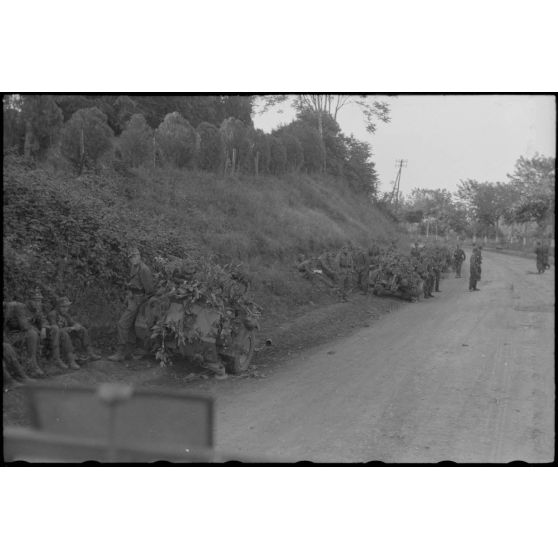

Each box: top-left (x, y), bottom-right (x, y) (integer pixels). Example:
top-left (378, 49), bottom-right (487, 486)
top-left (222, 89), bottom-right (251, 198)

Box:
top-left (3, 158), bottom-right (404, 346)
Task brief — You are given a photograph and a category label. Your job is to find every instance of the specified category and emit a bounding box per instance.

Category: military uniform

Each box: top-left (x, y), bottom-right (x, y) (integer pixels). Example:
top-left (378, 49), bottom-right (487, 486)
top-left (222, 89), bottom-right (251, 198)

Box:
top-left (336, 247), bottom-right (353, 301)
top-left (353, 249), bottom-right (370, 293)
top-left (3, 339), bottom-right (30, 388)
top-left (3, 289), bottom-right (61, 376)
top-left (47, 296), bottom-right (101, 369)
top-left (109, 248), bottom-right (154, 361)
top-left (453, 247), bottom-right (466, 278)
top-left (535, 242), bottom-right (545, 273)
top-left (469, 252), bottom-right (481, 291)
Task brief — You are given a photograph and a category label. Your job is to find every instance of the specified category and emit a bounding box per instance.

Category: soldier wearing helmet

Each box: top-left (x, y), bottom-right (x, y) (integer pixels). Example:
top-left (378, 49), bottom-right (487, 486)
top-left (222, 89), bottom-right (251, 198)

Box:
top-left (109, 246), bottom-right (154, 362)
top-left (47, 296), bottom-right (101, 369)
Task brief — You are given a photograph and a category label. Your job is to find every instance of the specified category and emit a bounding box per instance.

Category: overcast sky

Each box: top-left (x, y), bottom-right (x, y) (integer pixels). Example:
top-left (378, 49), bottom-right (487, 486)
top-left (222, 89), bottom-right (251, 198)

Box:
top-left (253, 95), bottom-right (556, 198)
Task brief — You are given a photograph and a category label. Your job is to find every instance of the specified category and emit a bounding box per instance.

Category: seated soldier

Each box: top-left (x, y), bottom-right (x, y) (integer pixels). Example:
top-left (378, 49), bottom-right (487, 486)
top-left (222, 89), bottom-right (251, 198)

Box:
top-left (3, 289), bottom-right (63, 377)
top-left (47, 297), bottom-right (101, 370)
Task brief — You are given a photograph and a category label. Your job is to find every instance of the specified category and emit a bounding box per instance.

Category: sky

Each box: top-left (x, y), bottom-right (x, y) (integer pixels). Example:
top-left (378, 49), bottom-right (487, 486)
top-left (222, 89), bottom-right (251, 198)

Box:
top-left (253, 95), bottom-right (556, 198)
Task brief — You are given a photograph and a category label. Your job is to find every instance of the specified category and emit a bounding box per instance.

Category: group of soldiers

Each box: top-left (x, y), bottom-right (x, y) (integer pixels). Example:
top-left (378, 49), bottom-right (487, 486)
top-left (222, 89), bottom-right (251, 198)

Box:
top-left (3, 290), bottom-right (101, 388)
top-left (3, 246), bottom-right (155, 391)
top-left (297, 240), bottom-right (485, 302)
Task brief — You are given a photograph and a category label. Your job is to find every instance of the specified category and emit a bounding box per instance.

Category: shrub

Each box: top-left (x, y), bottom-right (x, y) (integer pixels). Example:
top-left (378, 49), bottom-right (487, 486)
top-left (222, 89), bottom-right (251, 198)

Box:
top-left (22, 95), bottom-right (64, 160)
top-left (196, 122), bottom-right (223, 171)
top-left (60, 107), bottom-right (114, 173)
top-left (220, 117), bottom-right (247, 172)
top-left (278, 132), bottom-right (304, 172)
top-left (269, 136), bottom-right (287, 175)
top-left (119, 113), bottom-right (154, 168)
top-left (155, 112), bottom-right (197, 168)
top-left (253, 130), bottom-right (270, 175)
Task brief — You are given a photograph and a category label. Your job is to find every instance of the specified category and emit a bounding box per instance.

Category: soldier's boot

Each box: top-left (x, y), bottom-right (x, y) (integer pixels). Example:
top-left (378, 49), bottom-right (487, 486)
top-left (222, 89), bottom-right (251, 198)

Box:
top-left (86, 347), bottom-right (102, 361)
top-left (68, 353), bottom-right (81, 371)
top-left (52, 345), bottom-right (68, 370)
top-left (28, 359), bottom-right (46, 379)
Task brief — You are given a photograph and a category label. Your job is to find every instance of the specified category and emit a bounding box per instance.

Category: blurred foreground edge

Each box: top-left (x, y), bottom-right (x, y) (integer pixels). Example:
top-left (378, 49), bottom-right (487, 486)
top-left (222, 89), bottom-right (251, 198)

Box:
top-left (3, 383), bottom-right (264, 464)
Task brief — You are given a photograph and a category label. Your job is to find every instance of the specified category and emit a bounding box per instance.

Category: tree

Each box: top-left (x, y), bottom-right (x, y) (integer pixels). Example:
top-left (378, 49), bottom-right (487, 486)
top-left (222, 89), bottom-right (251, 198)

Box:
top-left (155, 112), bottom-right (197, 168)
top-left (252, 130), bottom-right (270, 176)
top-left (220, 117), bottom-right (247, 174)
top-left (60, 107), bottom-right (114, 173)
top-left (275, 131), bottom-right (303, 172)
top-left (343, 135), bottom-right (378, 196)
top-left (21, 95), bottom-right (63, 160)
top-left (404, 188), bottom-right (459, 236)
top-left (456, 180), bottom-right (516, 237)
top-left (282, 119), bottom-right (322, 173)
top-left (260, 94), bottom-right (390, 172)
top-left (3, 95), bottom-right (25, 153)
top-left (269, 136), bottom-right (287, 175)
top-left (507, 154), bottom-right (555, 228)
top-left (196, 122), bottom-right (223, 172)
top-left (118, 113), bottom-right (154, 168)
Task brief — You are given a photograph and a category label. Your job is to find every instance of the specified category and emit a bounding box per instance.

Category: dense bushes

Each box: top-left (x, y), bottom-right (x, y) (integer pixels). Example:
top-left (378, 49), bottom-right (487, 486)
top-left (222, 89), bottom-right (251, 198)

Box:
top-left (196, 122), bottom-right (223, 171)
top-left (60, 107), bottom-right (114, 173)
top-left (118, 114), bottom-right (153, 168)
top-left (3, 155), bottom-right (401, 343)
top-left (155, 112), bottom-right (197, 168)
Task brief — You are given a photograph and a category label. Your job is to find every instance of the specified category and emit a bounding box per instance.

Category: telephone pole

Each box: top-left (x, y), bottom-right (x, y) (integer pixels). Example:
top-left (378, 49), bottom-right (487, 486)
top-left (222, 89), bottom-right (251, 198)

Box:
top-left (390, 159), bottom-right (407, 208)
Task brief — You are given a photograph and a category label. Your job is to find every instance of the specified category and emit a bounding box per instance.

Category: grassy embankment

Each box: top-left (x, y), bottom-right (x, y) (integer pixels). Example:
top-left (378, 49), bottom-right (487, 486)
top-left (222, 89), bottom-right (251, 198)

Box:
top-left (3, 156), bottom-right (405, 348)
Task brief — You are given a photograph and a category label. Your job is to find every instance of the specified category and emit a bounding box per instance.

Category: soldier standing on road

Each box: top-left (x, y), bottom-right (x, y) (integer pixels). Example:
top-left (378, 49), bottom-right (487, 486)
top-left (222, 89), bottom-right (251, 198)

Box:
top-left (453, 244), bottom-right (466, 278)
top-left (109, 247), bottom-right (154, 362)
top-left (48, 296), bottom-right (101, 369)
top-left (535, 240), bottom-right (545, 273)
top-left (469, 250), bottom-right (481, 291)
top-left (542, 240), bottom-right (550, 270)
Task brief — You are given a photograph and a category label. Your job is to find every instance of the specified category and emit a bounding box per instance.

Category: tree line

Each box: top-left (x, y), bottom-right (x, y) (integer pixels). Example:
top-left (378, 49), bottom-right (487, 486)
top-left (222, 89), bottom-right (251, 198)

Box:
top-left (3, 94), bottom-right (385, 198)
top-left (398, 154), bottom-right (555, 239)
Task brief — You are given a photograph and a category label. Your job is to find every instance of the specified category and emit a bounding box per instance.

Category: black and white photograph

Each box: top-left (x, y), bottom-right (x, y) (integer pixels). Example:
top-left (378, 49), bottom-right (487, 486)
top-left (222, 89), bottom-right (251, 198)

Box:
top-left (2, 93), bottom-right (555, 464)
top-left (2, 3), bottom-right (557, 558)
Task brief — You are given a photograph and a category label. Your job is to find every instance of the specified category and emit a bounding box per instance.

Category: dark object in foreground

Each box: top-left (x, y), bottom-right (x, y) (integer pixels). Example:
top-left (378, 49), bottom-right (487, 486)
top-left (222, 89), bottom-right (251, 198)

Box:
top-left (4, 383), bottom-right (259, 463)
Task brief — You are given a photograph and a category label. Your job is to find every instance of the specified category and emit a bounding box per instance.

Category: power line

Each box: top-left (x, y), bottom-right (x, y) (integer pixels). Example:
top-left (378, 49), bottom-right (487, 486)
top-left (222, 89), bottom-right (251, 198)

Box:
top-left (390, 159), bottom-right (407, 207)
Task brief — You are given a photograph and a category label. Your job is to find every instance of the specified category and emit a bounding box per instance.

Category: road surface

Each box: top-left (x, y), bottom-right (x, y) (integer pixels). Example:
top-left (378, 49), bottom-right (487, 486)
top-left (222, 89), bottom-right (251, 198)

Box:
top-left (215, 251), bottom-right (554, 463)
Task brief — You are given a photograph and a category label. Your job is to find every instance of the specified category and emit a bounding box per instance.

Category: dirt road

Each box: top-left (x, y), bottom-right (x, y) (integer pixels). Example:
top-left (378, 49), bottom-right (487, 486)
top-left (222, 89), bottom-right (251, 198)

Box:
top-left (4, 251), bottom-right (553, 464)
top-left (213, 251), bottom-right (554, 463)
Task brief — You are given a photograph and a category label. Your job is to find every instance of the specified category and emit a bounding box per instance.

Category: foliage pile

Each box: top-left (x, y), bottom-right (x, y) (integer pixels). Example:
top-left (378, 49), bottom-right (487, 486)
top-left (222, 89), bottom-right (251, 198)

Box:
top-left (149, 256), bottom-right (261, 366)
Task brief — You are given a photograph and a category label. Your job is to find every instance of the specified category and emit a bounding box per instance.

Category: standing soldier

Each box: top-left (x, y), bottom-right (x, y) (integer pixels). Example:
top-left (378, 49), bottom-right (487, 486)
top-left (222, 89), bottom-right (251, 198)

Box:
top-left (353, 247), bottom-right (370, 294)
top-left (542, 240), bottom-right (550, 271)
top-left (48, 296), bottom-right (101, 370)
top-left (109, 247), bottom-right (155, 362)
top-left (453, 244), bottom-right (466, 278)
top-left (469, 250), bottom-right (481, 291)
top-left (336, 245), bottom-right (354, 302)
top-left (534, 240), bottom-right (545, 273)
top-left (432, 249), bottom-right (442, 293)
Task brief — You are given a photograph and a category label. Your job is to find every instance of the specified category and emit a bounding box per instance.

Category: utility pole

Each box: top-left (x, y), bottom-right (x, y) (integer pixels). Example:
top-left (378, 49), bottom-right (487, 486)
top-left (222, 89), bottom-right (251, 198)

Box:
top-left (390, 159), bottom-right (407, 209)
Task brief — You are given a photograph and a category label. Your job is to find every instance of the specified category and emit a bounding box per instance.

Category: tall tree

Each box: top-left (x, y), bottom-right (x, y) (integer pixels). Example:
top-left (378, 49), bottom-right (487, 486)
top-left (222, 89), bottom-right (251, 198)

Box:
top-left (507, 154), bottom-right (555, 227)
top-left (260, 95), bottom-right (390, 172)
top-left (22, 95), bottom-right (63, 160)
top-left (60, 107), bottom-right (114, 173)
top-left (456, 180), bottom-right (516, 237)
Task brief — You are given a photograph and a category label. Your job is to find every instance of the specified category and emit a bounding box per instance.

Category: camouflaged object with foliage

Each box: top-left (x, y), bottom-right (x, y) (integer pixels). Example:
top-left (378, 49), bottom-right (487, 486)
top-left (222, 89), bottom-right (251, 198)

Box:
top-left (149, 256), bottom-right (261, 366)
